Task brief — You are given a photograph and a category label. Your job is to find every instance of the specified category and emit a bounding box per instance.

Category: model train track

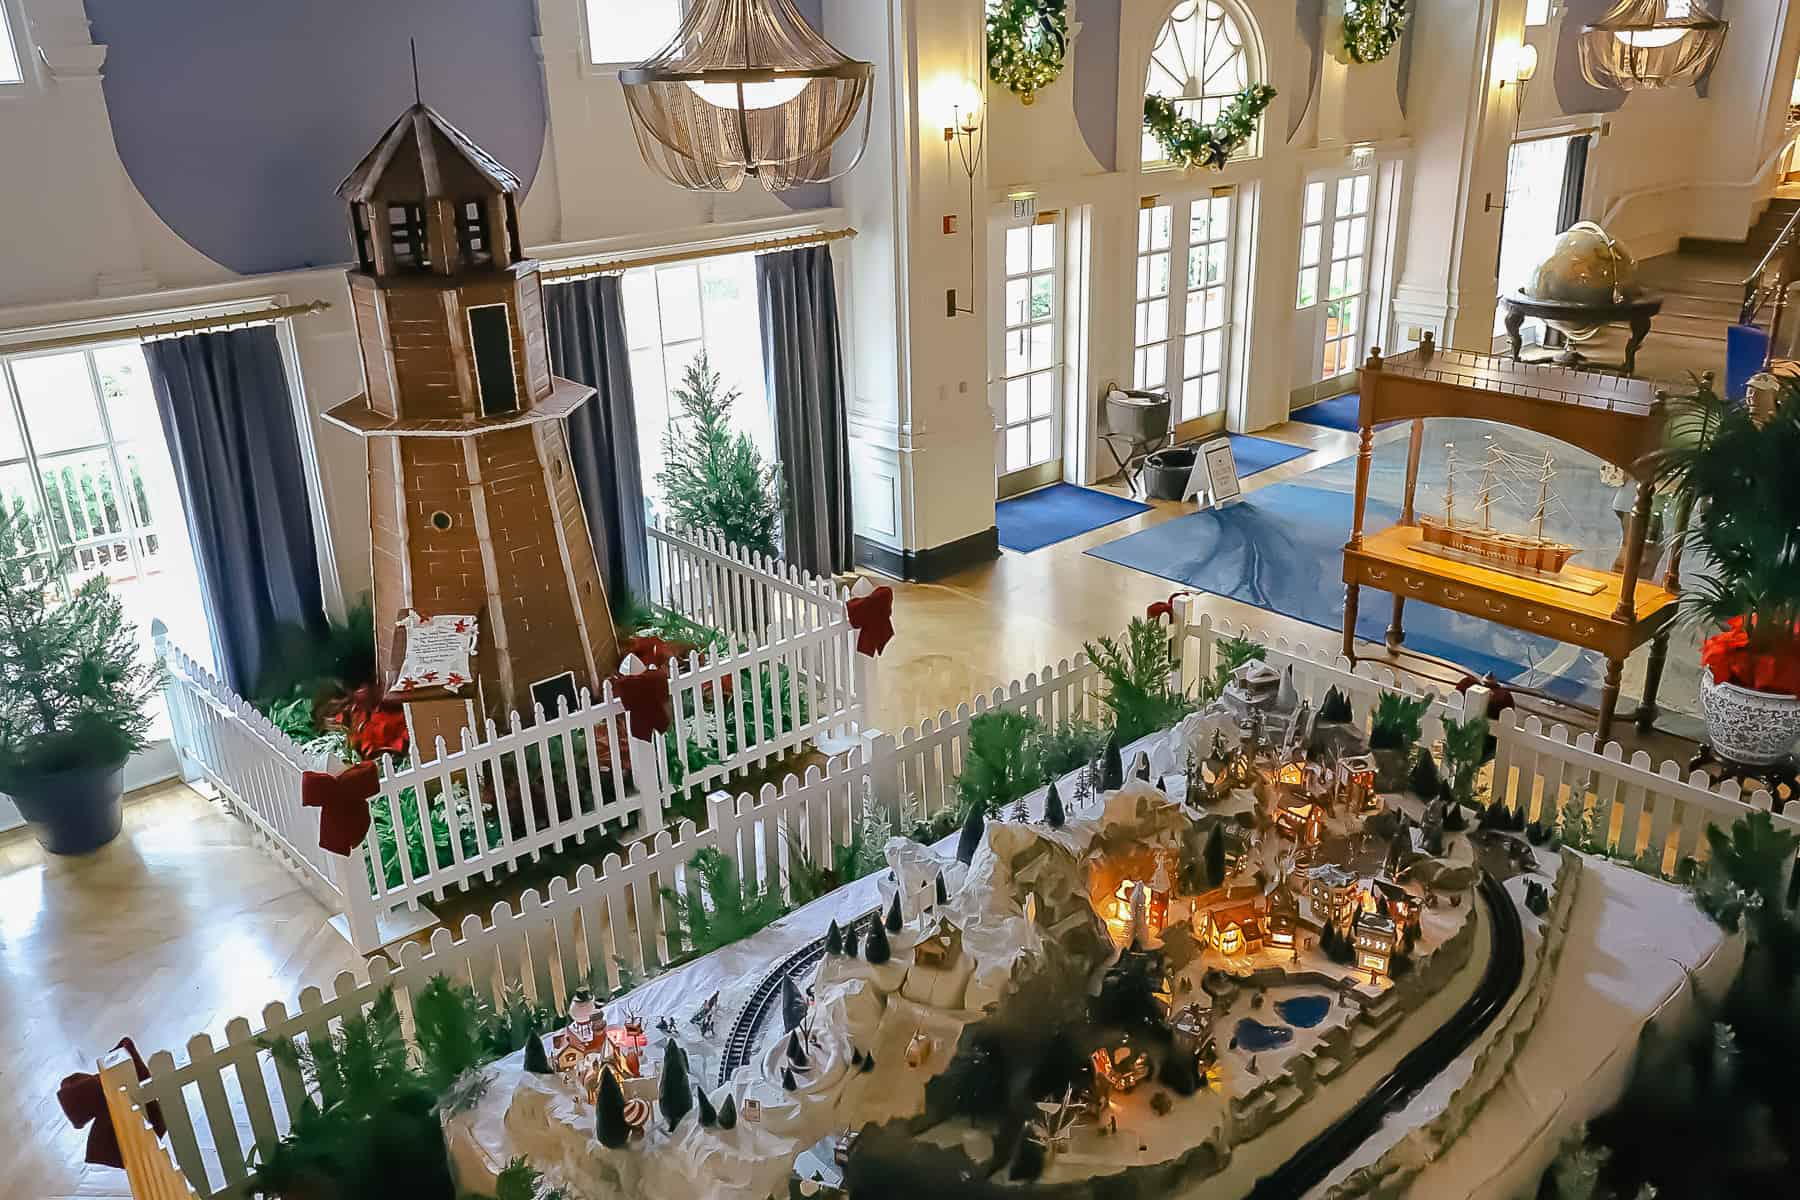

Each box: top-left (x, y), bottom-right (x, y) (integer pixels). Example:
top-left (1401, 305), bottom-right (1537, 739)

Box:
top-left (1245, 870), bottom-right (1527, 1199)
top-left (719, 907), bottom-right (881, 1085)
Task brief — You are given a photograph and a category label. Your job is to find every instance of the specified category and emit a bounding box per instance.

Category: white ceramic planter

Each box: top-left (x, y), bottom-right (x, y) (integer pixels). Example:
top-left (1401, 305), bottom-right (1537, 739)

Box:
top-left (1699, 668), bottom-right (1800, 766)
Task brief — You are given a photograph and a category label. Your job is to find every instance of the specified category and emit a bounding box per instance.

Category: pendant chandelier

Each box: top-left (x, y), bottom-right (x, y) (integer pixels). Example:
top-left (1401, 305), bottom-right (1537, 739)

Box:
top-left (619, 0), bottom-right (874, 192)
top-left (1579, 0), bottom-right (1728, 91)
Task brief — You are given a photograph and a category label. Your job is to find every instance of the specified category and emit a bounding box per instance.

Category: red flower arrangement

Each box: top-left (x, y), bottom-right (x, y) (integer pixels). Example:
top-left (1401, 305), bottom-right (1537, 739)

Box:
top-left (1701, 617), bottom-right (1800, 698)
top-left (318, 683), bottom-right (410, 761)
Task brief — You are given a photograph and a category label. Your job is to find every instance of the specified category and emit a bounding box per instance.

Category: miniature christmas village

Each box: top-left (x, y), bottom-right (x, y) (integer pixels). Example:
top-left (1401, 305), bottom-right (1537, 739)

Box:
top-left (443, 660), bottom-right (1519, 1199)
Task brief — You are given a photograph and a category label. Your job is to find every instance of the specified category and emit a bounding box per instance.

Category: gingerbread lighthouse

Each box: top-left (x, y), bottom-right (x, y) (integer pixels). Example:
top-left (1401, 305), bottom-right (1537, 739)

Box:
top-left (325, 101), bottom-right (620, 742)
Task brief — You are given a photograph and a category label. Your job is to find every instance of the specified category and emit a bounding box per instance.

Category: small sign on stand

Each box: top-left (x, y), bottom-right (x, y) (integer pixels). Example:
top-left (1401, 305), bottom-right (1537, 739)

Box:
top-left (1182, 437), bottom-right (1243, 508)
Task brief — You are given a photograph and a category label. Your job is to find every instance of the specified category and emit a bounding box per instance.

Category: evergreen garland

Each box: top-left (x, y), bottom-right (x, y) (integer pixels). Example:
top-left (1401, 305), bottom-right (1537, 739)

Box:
top-left (1341, 0), bottom-right (1410, 66)
top-left (1142, 85), bottom-right (1277, 173)
top-left (985, 0), bottom-right (1069, 104)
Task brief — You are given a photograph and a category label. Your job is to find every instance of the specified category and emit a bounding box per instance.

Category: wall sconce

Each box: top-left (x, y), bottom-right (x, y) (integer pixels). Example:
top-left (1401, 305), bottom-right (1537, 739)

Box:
top-left (943, 85), bottom-right (984, 317)
top-left (1498, 42), bottom-right (1539, 91)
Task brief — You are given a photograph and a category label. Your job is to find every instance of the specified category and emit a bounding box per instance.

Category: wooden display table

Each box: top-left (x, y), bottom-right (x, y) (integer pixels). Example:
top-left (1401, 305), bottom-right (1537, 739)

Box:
top-left (1343, 337), bottom-right (1686, 741)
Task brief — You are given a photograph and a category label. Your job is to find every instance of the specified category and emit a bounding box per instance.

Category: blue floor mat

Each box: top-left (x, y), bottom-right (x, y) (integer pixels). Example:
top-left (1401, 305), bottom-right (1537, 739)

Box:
top-left (997, 482), bottom-right (1149, 554)
top-left (1289, 393), bottom-right (1363, 432)
top-left (1228, 433), bottom-right (1311, 478)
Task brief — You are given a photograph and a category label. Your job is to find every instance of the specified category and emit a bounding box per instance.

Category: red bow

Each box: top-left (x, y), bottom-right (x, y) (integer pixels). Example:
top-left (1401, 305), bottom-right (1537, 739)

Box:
top-left (1145, 593), bottom-right (1179, 624)
top-left (301, 760), bottom-right (379, 856)
top-left (58, 1038), bottom-right (164, 1169)
top-left (846, 586), bottom-right (896, 657)
top-left (611, 665), bottom-right (673, 737)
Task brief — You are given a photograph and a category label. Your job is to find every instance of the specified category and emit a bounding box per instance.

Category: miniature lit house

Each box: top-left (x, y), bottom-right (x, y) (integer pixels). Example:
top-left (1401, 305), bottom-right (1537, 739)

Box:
top-left (1199, 893), bottom-right (1266, 957)
top-left (1337, 754), bottom-right (1379, 813)
top-left (1372, 878), bottom-right (1423, 934)
top-left (1304, 864), bottom-right (1363, 927)
top-left (325, 101), bottom-right (622, 741)
top-left (1353, 911), bottom-right (1399, 978)
top-left (1171, 1003), bottom-right (1216, 1068)
top-left (1275, 797), bottom-right (1324, 845)
top-left (1091, 1040), bottom-right (1152, 1098)
top-left (913, 917), bottom-right (963, 970)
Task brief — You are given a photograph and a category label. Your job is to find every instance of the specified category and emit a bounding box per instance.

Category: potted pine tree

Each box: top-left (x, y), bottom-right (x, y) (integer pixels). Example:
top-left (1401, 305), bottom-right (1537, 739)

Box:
top-left (1646, 376), bottom-right (1800, 764)
top-left (655, 351), bottom-right (784, 560)
top-left (0, 509), bottom-right (159, 853)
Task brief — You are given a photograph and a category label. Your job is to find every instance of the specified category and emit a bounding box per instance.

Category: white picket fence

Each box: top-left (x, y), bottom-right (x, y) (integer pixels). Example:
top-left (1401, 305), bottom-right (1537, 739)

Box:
top-left (157, 524), bottom-right (864, 952)
top-left (121, 612), bottom-right (1800, 1200)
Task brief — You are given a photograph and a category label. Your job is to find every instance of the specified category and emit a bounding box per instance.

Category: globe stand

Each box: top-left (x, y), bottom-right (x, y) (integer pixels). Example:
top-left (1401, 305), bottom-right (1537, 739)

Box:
top-left (1501, 290), bottom-right (1664, 377)
top-left (1686, 742), bottom-right (1800, 806)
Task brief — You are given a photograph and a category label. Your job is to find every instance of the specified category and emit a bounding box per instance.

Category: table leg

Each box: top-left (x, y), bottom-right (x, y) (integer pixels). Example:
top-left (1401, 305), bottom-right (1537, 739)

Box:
top-left (1623, 312), bottom-right (1652, 377)
top-left (1598, 657), bottom-right (1623, 745)
top-left (1343, 583), bottom-right (1361, 661)
top-left (1637, 630), bottom-right (1671, 732)
top-left (1386, 596), bottom-right (1407, 652)
top-left (1504, 306), bottom-right (1526, 362)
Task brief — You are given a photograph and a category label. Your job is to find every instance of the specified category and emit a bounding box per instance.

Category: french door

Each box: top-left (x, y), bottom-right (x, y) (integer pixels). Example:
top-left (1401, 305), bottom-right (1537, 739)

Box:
top-left (1133, 188), bottom-right (1237, 443)
top-left (993, 213), bottom-right (1064, 499)
top-left (1296, 169), bottom-right (1375, 386)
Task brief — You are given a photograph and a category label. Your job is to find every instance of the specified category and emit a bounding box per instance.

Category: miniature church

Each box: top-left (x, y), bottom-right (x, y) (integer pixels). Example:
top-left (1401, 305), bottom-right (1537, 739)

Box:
top-left (324, 102), bottom-right (621, 741)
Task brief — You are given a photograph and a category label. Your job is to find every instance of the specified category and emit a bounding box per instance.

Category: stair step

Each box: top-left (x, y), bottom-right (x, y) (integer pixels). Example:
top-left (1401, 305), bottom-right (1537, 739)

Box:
top-left (1653, 311), bottom-right (1732, 341)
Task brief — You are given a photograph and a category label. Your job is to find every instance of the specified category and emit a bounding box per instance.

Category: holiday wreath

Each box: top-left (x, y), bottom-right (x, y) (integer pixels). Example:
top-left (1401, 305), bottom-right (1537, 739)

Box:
top-left (986, 0), bottom-right (1069, 104)
top-left (1340, 0), bottom-right (1409, 65)
top-left (1143, 84), bottom-right (1277, 172)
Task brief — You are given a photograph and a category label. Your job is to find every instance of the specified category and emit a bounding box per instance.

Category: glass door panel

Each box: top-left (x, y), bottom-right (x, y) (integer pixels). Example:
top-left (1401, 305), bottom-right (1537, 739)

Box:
top-left (997, 218), bottom-right (1062, 498)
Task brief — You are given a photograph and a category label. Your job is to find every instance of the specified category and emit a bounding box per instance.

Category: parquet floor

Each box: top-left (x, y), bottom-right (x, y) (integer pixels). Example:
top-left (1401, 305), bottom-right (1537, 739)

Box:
top-left (4, 391), bottom-right (1712, 1198)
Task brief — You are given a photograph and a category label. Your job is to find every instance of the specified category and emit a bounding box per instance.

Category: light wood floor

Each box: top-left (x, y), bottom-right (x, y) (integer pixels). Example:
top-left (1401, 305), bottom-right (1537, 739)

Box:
top-left (4, 376), bottom-right (1714, 1196)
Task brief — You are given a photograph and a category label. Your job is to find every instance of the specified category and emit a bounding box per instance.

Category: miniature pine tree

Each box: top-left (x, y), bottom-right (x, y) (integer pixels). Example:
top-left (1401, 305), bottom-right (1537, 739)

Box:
top-left (697, 1086), bottom-right (719, 1127)
top-left (850, 1046), bottom-right (863, 1066)
top-left (781, 1066), bottom-right (798, 1091)
top-left (1319, 686), bottom-right (1353, 723)
top-left (842, 922), bottom-right (860, 958)
top-left (1009, 797), bottom-right (1029, 822)
top-left (1102, 731), bottom-right (1124, 791)
top-left (865, 918), bottom-right (892, 965)
top-left (935, 872), bottom-right (950, 905)
top-left (1044, 779), bottom-right (1067, 828)
top-left (660, 1042), bottom-right (693, 1131)
top-left (787, 1030), bottom-right (809, 1068)
top-left (885, 891), bottom-right (903, 932)
top-left (718, 1093), bottom-right (738, 1129)
top-left (522, 1030), bottom-right (552, 1075)
top-left (1135, 753), bottom-right (1152, 782)
top-left (654, 351), bottom-right (783, 558)
top-left (861, 1052), bottom-right (876, 1073)
top-left (596, 1066), bottom-right (630, 1148)
top-left (1408, 747), bottom-right (1441, 797)
top-left (824, 919), bottom-right (843, 956)
top-left (1204, 824), bottom-right (1226, 887)
top-left (781, 976), bottom-right (806, 1032)
top-left (956, 805), bottom-right (986, 865)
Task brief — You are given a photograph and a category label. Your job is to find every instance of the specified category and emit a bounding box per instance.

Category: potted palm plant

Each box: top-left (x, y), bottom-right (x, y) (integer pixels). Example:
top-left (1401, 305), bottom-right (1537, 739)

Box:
top-left (0, 508), bottom-right (160, 854)
top-left (1645, 376), bottom-right (1800, 765)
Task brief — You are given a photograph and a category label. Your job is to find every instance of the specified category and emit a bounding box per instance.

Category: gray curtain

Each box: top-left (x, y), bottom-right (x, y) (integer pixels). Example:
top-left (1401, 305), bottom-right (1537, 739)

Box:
top-left (143, 326), bottom-right (325, 694)
top-left (544, 275), bottom-right (650, 604)
top-left (756, 245), bottom-right (853, 576)
top-left (1555, 134), bottom-right (1590, 234)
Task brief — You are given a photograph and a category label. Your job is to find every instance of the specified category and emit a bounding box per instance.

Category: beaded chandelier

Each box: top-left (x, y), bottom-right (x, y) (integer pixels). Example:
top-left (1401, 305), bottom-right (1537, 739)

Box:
top-left (619, 0), bottom-right (874, 192)
top-left (1579, 0), bottom-right (1728, 91)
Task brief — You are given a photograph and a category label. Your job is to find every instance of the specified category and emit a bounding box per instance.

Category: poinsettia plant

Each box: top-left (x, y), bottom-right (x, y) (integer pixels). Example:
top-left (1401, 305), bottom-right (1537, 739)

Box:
top-left (1645, 375), bottom-right (1800, 698)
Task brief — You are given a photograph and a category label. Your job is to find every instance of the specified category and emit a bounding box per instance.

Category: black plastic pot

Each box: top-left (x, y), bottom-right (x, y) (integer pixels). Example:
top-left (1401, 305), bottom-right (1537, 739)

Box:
top-left (5, 760), bottom-right (127, 854)
top-left (1141, 447), bottom-right (1198, 500)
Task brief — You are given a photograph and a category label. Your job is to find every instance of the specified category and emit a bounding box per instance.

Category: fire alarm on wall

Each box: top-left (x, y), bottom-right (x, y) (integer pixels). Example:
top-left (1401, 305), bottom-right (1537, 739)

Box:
top-left (943, 214), bottom-right (958, 235)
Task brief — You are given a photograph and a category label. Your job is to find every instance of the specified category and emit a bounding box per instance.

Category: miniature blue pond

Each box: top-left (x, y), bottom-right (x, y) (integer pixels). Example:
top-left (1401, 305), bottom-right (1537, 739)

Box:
top-left (1274, 995), bottom-right (1331, 1028)
top-left (1233, 1019), bottom-right (1294, 1052)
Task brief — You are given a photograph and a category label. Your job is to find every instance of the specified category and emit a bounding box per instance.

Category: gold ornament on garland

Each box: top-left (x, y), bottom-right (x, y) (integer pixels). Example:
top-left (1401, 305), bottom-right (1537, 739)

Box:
top-left (1143, 85), bottom-right (1277, 172)
top-left (986, 0), bottom-right (1068, 105)
top-left (1339, 0), bottom-right (1410, 65)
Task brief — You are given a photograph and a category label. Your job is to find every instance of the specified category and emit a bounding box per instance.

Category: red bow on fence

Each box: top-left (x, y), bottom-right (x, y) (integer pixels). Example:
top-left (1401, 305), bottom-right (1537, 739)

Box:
top-left (846, 585), bottom-right (896, 657)
top-left (58, 1038), bottom-right (164, 1169)
top-left (1145, 592), bottom-right (1187, 624)
top-left (610, 664), bottom-right (673, 737)
top-left (301, 760), bottom-right (379, 856)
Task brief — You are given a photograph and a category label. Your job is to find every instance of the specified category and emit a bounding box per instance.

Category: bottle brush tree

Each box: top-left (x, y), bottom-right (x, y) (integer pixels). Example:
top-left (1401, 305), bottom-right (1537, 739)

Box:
top-left (1043, 779), bottom-right (1066, 828)
top-left (1102, 732), bottom-right (1124, 791)
top-left (696, 1085), bottom-right (719, 1127)
top-left (0, 507), bottom-right (160, 789)
top-left (885, 890), bottom-right (903, 932)
top-left (659, 1042), bottom-right (693, 1130)
top-left (1203, 824), bottom-right (1227, 887)
top-left (717, 1093), bottom-right (738, 1130)
top-left (864, 918), bottom-right (892, 965)
top-left (654, 350), bottom-right (783, 560)
top-left (956, 804), bottom-right (986, 865)
top-left (1408, 747), bottom-right (1441, 797)
top-left (596, 1066), bottom-right (630, 1148)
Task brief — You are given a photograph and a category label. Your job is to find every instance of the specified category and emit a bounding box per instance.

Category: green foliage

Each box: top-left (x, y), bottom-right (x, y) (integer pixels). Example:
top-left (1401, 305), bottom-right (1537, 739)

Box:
top-left (0, 507), bottom-right (160, 785)
top-left (1085, 618), bottom-right (1196, 744)
top-left (1645, 376), bottom-right (1800, 656)
top-left (1143, 84), bottom-right (1277, 172)
top-left (985, 0), bottom-right (1068, 102)
top-left (654, 351), bottom-right (783, 560)
top-left (1706, 809), bottom-right (1800, 917)
top-left (1439, 713), bottom-right (1489, 805)
top-left (1341, 0), bottom-right (1410, 65)
top-left (955, 709), bottom-right (1045, 817)
top-left (1031, 715), bottom-right (1109, 779)
top-left (1407, 747), bottom-right (1440, 797)
top-left (1367, 692), bottom-right (1429, 752)
top-left (469, 1157), bottom-right (568, 1200)
top-left (663, 847), bottom-right (787, 959)
top-left (410, 976), bottom-right (552, 1097)
top-left (253, 594), bottom-right (377, 708)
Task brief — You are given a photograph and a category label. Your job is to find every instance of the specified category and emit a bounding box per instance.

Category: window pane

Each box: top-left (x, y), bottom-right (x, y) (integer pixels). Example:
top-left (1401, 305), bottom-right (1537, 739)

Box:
top-left (1181, 376), bottom-right (1201, 423)
top-left (1145, 298), bottom-right (1168, 343)
top-left (1149, 252), bottom-right (1170, 295)
top-left (1328, 260), bottom-right (1347, 300)
top-left (1201, 372), bottom-right (1222, 415)
top-left (1336, 177), bottom-right (1356, 215)
top-left (1031, 222), bottom-right (1054, 268)
top-left (1203, 329), bottom-right (1222, 371)
top-left (1304, 182), bottom-right (1325, 223)
top-left (91, 345), bottom-right (160, 445)
top-left (1007, 425), bottom-right (1030, 472)
top-left (1347, 216), bottom-right (1368, 257)
top-left (1007, 278), bottom-right (1030, 327)
top-left (1340, 297), bottom-right (1361, 334)
top-left (0, 376), bottom-right (23, 462)
top-left (1135, 347), bottom-right (1166, 391)
top-left (1354, 175), bottom-right (1371, 211)
top-left (1525, 0), bottom-right (1551, 23)
top-left (1029, 419), bottom-right (1052, 464)
top-left (1343, 257), bottom-right (1363, 296)
top-left (586, 0), bottom-right (683, 65)
top-left (1028, 323), bottom-right (1054, 371)
top-left (621, 271), bottom-right (662, 350)
top-left (1030, 371), bottom-right (1054, 418)
top-left (1341, 337), bottom-right (1359, 369)
top-left (1204, 244), bottom-right (1226, 286)
top-left (655, 266), bottom-right (703, 343)
top-left (0, 463), bottom-right (42, 534)
top-left (1323, 340), bottom-right (1340, 377)
top-left (1149, 207), bottom-right (1172, 249)
top-left (1184, 334), bottom-right (1205, 377)
top-left (1007, 377), bottom-right (1029, 424)
top-left (0, 5), bottom-right (20, 85)
top-left (11, 353), bottom-right (105, 454)
top-left (1296, 267), bottom-right (1317, 309)
top-left (1030, 273), bottom-right (1053, 321)
top-left (1007, 329), bottom-right (1029, 376)
top-left (1007, 226), bottom-right (1030, 276)
top-left (1300, 224), bottom-right (1321, 267)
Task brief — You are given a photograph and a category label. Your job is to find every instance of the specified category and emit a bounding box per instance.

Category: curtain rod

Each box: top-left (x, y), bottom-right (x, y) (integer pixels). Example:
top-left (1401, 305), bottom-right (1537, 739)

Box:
top-left (2, 299), bottom-right (332, 357)
top-left (541, 226), bottom-right (857, 283)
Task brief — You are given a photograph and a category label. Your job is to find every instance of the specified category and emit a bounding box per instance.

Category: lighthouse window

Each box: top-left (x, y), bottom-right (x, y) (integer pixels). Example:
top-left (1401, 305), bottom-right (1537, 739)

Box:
top-left (467, 303), bottom-right (519, 417)
top-left (388, 203), bottom-right (430, 271)
top-left (456, 200), bottom-right (492, 266)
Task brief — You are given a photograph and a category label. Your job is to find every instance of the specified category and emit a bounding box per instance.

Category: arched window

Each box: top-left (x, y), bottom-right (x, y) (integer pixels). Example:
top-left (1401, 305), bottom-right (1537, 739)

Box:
top-left (1142, 1), bottom-right (1260, 167)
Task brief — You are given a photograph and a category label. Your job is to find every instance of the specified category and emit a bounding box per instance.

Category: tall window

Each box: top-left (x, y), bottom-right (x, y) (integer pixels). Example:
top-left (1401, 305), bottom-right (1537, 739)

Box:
top-left (1296, 171), bottom-right (1374, 381)
top-left (1135, 192), bottom-right (1238, 436)
top-left (1143, 1), bottom-right (1257, 168)
top-left (996, 217), bottom-right (1060, 481)
top-left (618, 253), bottom-right (773, 515)
top-left (0, 1), bottom-right (22, 86)
top-left (585, 0), bottom-right (683, 66)
top-left (0, 344), bottom-right (215, 736)
top-left (1523, 0), bottom-right (1553, 25)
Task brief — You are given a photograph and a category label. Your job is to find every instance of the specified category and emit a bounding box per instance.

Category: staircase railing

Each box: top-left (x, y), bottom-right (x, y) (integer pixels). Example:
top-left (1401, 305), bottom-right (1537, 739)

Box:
top-left (1739, 202), bottom-right (1800, 346)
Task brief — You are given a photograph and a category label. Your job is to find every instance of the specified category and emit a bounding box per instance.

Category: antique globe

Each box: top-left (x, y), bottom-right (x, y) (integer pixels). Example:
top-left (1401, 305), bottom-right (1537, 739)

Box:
top-left (1524, 221), bottom-right (1639, 341)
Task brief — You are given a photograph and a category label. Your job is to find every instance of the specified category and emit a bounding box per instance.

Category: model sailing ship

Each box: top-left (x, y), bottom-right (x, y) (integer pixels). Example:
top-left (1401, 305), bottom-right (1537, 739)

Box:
top-left (1418, 439), bottom-right (1578, 577)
